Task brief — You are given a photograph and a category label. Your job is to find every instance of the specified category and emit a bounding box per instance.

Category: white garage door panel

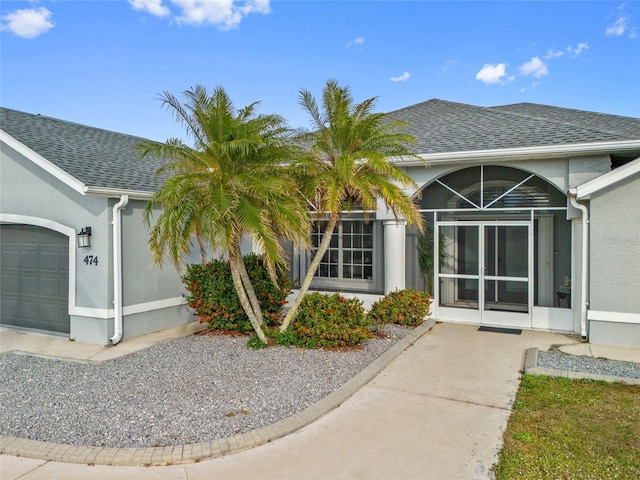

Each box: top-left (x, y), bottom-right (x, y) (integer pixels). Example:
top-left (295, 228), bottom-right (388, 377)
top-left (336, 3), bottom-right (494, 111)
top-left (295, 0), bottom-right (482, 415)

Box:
top-left (0, 224), bottom-right (70, 334)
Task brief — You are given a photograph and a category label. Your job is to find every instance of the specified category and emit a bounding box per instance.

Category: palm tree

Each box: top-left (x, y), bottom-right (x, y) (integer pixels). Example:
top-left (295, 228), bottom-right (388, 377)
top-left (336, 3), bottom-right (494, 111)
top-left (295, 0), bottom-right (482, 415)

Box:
top-left (140, 85), bottom-right (308, 344)
top-left (280, 79), bottom-right (425, 332)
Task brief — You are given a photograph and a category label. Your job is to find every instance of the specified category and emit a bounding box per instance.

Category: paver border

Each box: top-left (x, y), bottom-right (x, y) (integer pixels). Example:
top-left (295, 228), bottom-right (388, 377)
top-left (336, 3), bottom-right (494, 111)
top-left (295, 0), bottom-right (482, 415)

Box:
top-left (1, 319), bottom-right (436, 466)
top-left (524, 347), bottom-right (640, 385)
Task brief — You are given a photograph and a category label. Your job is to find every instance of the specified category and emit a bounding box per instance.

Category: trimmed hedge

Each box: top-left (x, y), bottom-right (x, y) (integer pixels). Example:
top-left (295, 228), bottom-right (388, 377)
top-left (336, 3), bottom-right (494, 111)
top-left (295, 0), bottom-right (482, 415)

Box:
top-left (284, 292), bottom-right (373, 349)
top-left (182, 253), bottom-right (291, 332)
top-left (367, 289), bottom-right (431, 326)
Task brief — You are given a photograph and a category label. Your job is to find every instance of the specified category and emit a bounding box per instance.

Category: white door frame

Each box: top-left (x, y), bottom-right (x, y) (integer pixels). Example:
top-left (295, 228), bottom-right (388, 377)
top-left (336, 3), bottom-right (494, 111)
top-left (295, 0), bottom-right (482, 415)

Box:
top-left (434, 219), bottom-right (533, 327)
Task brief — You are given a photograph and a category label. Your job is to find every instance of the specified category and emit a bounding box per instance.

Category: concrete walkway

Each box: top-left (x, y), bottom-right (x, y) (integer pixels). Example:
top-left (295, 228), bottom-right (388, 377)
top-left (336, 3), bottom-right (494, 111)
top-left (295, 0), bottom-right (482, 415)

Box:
top-left (1, 322), bottom-right (638, 479)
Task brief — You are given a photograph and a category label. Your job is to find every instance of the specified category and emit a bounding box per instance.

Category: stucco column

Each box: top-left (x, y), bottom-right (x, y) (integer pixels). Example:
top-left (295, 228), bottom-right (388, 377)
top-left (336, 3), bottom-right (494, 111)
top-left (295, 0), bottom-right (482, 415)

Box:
top-left (383, 219), bottom-right (407, 294)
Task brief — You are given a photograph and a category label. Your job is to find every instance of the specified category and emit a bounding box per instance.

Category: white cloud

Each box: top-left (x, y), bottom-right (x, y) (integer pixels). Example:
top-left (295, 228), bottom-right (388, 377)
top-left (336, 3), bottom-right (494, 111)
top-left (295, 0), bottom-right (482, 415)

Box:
top-left (475, 63), bottom-right (513, 85)
top-left (606, 4), bottom-right (637, 37)
top-left (130, 0), bottom-right (271, 29)
top-left (442, 59), bottom-right (457, 71)
top-left (346, 36), bottom-right (364, 48)
top-left (606, 16), bottom-right (627, 36)
top-left (129, 0), bottom-right (170, 17)
top-left (543, 48), bottom-right (564, 59)
top-left (174, 0), bottom-right (270, 28)
top-left (1, 7), bottom-right (54, 39)
top-left (520, 57), bottom-right (548, 78)
top-left (567, 42), bottom-right (589, 57)
top-left (390, 72), bottom-right (410, 82)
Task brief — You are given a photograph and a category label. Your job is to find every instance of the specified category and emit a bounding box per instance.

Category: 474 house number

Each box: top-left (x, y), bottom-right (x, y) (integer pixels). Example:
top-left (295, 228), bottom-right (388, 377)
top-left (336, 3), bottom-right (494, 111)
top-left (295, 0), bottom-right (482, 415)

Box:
top-left (83, 255), bottom-right (99, 266)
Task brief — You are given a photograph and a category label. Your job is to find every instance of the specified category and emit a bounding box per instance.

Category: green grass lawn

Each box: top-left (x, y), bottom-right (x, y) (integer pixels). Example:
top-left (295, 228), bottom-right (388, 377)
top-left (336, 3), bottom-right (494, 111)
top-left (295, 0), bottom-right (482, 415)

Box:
top-left (494, 374), bottom-right (640, 480)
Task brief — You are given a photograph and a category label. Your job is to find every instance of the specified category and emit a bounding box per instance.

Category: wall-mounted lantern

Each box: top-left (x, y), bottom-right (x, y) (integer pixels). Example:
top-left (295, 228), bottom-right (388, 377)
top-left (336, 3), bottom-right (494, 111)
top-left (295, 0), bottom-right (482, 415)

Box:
top-left (77, 227), bottom-right (92, 248)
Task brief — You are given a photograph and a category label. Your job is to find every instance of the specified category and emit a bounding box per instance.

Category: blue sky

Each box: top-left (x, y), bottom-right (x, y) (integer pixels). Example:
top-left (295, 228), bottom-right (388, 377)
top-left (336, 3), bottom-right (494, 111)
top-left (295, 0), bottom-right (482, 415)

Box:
top-left (1, 1), bottom-right (639, 142)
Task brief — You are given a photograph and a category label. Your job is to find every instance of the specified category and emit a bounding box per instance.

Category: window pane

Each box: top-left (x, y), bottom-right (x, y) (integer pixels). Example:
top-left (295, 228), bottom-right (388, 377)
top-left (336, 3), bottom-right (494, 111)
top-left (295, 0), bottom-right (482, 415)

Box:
top-left (484, 280), bottom-right (528, 312)
top-left (319, 264), bottom-right (328, 277)
top-left (440, 225), bottom-right (478, 275)
top-left (364, 266), bottom-right (372, 279)
top-left (439, 277), bottom-right (478, 309)
top-left (534, 210), bottom-right (572, 308)
top-left (343, 265), bottom-right (352, 278)
top-left (330, 265), bottom-right (338, 277)
top-left (343, 235), bottom-right (351, 248)
top-left (350, 265), bottom-right (360, 278)
top-left (363, 235), bottom-right (373, 249)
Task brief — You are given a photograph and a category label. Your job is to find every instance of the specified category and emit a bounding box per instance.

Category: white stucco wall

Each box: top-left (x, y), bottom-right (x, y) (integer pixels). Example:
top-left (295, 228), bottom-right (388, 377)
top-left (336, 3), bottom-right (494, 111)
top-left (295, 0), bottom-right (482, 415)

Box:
top-left (589, 174), bottom-right (640, 315)
top-left (1, 142), bottom-right (111, 311)
top-left (1, 142), bottom-right (200, 344)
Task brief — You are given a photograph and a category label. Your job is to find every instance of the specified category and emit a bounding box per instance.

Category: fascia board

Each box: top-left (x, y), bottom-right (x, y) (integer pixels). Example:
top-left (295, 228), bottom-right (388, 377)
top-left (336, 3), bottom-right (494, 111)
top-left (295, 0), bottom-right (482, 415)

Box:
top-left (575, 156), bottom-right (640, 200)
top-left (1, 129), bottom-right (86, 195)
top-left (83, 186), bottom-right (154, 200)
top-left (390, 140), bottom-right (640, 167)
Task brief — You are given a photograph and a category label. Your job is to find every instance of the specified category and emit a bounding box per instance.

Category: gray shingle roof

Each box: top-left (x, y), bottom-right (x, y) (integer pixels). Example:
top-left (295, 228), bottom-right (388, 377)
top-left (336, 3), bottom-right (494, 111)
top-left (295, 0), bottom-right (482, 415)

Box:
top-left (1, 107), bottom-right (165, 192)
top-left (2, 101), bottom-right (639, 193)
top-left (385, 99), bottom-right (640, 155)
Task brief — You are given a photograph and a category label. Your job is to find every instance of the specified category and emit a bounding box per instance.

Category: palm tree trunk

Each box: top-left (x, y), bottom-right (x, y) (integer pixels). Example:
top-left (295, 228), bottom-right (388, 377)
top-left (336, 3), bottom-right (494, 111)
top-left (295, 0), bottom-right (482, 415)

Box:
top-left (229, 250), bottom-right (267, 344)
top-left (236, 249), bottom-right (265, 327)
top-left (195, 226), bottom-right (207, 263)
top-left (280, 212), bottom-right (340, 332)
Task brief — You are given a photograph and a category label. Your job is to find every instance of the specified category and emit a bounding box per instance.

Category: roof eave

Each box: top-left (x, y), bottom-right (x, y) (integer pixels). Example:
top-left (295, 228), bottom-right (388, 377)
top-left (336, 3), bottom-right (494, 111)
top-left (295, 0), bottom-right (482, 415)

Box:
top-left (1, 129), bottom-right (86, 195)
top-left (391, 140), bottom-right (640, 166)
top-left (83, 186), bottom-right (154, 200)
top-left (575, 156), bottom-right (640, 200)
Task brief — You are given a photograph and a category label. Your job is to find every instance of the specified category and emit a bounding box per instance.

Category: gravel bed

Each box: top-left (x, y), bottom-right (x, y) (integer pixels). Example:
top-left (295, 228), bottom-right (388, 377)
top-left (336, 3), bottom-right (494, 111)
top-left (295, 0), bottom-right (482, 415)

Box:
top-left (0, 325), bottom-right (412, 449)
top-left (537, 351), bottom-right (640, 379)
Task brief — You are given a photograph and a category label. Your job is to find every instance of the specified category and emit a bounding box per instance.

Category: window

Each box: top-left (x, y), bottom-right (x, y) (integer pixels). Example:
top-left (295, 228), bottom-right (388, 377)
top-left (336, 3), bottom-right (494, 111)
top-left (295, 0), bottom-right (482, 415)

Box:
top-left (309, 219), bottom-right (378, 290)
top-left (420, 165), bottom-right (566, 210)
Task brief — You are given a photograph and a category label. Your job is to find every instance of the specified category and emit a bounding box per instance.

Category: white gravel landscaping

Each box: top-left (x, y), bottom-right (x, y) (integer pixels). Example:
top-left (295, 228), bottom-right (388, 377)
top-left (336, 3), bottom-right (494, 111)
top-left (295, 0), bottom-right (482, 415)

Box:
top-left (0, 326), bottom-right (412, 448)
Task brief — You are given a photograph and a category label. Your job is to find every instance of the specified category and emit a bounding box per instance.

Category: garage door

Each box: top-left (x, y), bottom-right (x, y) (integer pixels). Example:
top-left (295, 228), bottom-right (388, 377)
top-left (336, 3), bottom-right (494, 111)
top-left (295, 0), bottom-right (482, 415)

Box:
top-left (1, 224), bottom-right (70, 334)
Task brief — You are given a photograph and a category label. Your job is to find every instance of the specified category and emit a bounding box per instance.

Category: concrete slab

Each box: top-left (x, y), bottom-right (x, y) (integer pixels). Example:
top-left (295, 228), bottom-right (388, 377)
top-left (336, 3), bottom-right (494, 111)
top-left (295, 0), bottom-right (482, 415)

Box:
top-left (558, 342), bottom-right (640, 363)
top-left (5, 459), bottom-right (188, 480)
top-left (0, 455), bottom-right (48, 480)
top-left (183, 385), bottom-right (510, 480)
top-left (0, 322), bottom-right (205, 362)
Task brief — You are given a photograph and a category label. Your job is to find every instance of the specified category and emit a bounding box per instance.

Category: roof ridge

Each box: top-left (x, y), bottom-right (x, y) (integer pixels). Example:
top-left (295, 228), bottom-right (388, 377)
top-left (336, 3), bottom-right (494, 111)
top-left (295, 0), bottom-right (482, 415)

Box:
top-left (496, 102), bottom-right (640, 121)
top-left (0, 106), bottom-right (153, 142)
top-left (486, 103), bottom-right (640, 138)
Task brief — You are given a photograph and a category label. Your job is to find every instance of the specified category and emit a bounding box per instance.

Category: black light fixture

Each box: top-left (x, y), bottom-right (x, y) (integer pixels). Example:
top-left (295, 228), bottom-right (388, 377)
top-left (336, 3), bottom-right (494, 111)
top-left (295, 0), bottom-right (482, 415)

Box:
top-left (77, 227), bottom-right (92, 248)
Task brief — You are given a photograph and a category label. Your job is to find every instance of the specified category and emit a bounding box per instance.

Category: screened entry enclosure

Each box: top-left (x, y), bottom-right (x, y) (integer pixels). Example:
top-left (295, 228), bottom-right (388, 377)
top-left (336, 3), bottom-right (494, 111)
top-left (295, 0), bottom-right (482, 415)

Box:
top-left (412, 166), bottom-right (573, 330)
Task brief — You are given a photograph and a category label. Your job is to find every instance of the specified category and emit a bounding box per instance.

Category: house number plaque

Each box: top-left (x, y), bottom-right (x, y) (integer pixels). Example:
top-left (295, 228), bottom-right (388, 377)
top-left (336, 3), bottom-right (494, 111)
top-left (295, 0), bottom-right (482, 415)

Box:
top-left (83, 255), bottom-right (99, 266)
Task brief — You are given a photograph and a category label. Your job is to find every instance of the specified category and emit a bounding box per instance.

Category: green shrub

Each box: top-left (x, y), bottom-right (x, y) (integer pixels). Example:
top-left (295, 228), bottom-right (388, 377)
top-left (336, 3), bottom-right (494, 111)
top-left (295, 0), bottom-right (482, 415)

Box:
top-left (367, 289), bottom-right (431, 326)
top-left (283, 292), bottom-right (373, 349)
top-left (182, 253), bottom-right (291, 333)
top-left (246, 334), bottom-right (268, 349)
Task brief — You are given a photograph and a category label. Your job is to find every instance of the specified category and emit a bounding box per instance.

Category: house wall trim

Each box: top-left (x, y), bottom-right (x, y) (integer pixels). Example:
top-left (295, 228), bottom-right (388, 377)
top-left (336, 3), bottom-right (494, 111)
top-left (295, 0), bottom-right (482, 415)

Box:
top-left (391, 140), bottom-right (640, 166)
top-left (84, 186), bottom-right (154, 200)
top-left (588, 310), bottom-right (640, 324)
top-left (71, 296), bottom-right (188, 319)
